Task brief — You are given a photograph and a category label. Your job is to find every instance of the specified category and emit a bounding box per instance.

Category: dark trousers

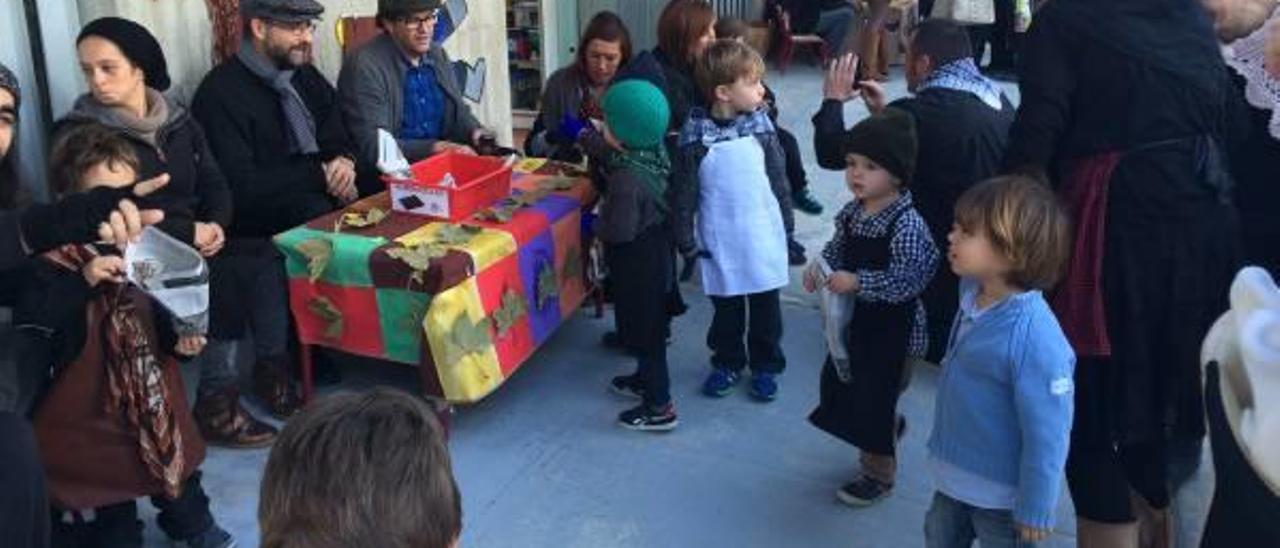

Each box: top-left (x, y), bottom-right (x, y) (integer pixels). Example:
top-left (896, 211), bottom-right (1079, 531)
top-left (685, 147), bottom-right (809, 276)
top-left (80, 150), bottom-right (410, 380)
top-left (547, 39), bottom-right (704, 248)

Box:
top-left (707, 289), bottom-right (785, 374)
top-left (0, 412), bottom-right (50, 548)
top-left (50, 472), bottom-right (215, 547)
top-left (776, 127), bottom-right (810, 194)
top-left (969, 0), bottom-right (1017, 70)
top-left (606, 227), bottom-right (675, 407)
top-left (203, 239), bottom-right (291, 393)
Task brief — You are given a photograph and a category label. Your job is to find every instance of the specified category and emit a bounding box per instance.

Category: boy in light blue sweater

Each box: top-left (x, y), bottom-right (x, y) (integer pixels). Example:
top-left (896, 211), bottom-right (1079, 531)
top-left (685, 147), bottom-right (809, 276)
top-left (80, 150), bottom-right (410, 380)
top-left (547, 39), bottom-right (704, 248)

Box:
top-left (926, 176), bottom-right (1075, 547)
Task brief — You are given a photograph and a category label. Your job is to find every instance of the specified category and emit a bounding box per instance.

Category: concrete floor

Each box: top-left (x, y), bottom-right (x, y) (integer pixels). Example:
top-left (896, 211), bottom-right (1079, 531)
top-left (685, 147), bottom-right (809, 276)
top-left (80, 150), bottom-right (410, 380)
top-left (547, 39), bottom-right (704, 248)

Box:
top-left (140, 64), bottom-right (1213, 547)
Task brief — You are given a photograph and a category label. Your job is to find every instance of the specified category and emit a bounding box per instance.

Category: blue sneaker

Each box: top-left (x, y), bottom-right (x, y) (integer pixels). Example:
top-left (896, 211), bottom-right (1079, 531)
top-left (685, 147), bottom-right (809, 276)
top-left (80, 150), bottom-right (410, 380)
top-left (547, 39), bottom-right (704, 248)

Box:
top-left (702, 368), bottom-right (740, 397)
top-left (750, 372), bottom-right (778, 401)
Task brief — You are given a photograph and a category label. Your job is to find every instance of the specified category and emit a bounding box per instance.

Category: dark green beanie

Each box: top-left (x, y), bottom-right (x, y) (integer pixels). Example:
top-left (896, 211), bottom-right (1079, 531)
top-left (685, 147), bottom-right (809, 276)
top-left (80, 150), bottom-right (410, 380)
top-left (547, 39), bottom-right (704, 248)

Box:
top-left (843, 107), bottom-right (918, 184)
top-left (602, 80), bottom-right (670, 149)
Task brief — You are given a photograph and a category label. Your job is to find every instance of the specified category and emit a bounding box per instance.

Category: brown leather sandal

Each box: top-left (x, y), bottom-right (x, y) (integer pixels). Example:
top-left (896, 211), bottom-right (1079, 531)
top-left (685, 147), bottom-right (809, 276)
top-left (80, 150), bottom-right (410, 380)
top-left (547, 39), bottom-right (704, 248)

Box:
top-left (194, 388), bottom-right (278, 449)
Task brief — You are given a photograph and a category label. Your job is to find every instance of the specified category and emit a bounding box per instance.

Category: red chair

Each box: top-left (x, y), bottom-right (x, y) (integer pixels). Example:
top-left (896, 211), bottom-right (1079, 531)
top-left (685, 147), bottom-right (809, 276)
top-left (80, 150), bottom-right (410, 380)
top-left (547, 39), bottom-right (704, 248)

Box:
top-left (336, 15), bottom-right (382, 54)
top-left (773, 4), bottom-right (830, 73)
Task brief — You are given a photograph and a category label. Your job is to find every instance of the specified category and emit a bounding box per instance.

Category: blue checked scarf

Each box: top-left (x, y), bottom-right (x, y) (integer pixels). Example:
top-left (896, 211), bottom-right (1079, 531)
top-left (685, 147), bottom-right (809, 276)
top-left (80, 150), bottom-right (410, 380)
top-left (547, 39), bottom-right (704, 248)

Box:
top-left (918, 58), bottom-right (1004, 110)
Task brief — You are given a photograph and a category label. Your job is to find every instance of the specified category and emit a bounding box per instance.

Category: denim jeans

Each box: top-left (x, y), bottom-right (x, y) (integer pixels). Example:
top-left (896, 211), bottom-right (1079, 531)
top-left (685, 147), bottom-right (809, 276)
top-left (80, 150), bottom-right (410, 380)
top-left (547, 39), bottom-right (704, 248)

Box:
top-left (925, 492), bottom-right (1037, 548)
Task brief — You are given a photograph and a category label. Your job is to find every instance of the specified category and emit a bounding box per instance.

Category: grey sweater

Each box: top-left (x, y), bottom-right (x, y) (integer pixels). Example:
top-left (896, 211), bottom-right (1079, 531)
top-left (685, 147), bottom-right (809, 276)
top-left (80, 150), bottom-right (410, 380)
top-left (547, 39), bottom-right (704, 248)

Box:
top-left (337, 34), bottom-right (482, 165)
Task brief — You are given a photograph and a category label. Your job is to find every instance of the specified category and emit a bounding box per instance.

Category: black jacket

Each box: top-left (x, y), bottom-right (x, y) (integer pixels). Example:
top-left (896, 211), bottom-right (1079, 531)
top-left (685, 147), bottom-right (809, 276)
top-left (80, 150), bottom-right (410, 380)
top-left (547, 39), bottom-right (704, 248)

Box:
top-left (59, 102), bottom-right (234, 247)
top-left (813, 90), bottom-right (1013, 240)
top-left (192, 57), bottom-right (358, 237)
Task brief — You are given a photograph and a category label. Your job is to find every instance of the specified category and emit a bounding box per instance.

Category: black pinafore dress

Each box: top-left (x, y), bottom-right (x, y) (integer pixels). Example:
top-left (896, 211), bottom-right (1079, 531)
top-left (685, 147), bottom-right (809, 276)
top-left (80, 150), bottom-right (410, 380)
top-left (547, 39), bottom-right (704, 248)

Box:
top-left (809, 208), bottom-right (912, 456)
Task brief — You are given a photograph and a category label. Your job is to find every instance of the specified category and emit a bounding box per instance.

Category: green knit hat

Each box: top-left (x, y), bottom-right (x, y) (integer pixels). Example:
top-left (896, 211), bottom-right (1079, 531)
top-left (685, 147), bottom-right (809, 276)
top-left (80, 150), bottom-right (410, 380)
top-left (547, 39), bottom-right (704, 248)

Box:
top-left (602, 80), bottom-right (670, 149)
top-left (843, 107), bottom-right (918, 184)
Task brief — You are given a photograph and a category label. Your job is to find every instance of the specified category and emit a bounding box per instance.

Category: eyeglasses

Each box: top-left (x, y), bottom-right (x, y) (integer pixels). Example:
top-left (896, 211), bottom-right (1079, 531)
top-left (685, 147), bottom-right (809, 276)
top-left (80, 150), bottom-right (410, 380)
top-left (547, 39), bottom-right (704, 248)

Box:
top-left (398, 11), bottom-right (440, 30)
top-left (268, 19), bottom-right (318, 35)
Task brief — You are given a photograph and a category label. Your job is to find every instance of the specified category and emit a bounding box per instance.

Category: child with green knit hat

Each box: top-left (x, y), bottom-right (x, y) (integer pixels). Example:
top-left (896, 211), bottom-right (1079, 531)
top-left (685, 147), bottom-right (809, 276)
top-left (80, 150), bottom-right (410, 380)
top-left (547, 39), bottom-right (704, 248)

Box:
top-left (804, 107), bottom-right (940, 507)
top-left (582, 79), bottom-right (679, 431)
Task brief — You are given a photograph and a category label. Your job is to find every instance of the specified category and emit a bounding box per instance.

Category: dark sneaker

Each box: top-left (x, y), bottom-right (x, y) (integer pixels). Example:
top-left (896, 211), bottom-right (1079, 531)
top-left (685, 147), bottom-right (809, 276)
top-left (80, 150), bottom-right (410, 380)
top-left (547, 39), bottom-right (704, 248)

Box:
top-left (702, 368), bottom-right (740, 398)
top-left (836, 475), bottom-right (894, 507)
top-left (175, 525), bottom-right (236, 548)
top-left (792, 188), bottom-right (824, 215)
top-left (788, 238), bottom-right (807, 266)
top-left (749, 372), bottom-right (778, 401)
top-left (618, 403), bottom-right (678, 431)
top-left (609, 375), bottom-right (645, 400)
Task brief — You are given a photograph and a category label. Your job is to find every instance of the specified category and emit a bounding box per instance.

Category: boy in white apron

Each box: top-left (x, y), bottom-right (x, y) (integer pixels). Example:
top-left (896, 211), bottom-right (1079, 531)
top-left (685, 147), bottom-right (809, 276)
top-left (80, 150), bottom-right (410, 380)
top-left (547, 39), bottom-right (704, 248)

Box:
top-left (672, 40), bottom-right (794, 401)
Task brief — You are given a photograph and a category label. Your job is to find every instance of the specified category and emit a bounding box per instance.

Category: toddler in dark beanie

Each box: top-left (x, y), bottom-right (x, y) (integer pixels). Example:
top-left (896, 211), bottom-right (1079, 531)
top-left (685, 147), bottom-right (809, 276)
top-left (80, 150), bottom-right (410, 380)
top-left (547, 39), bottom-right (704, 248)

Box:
top-left (804, 107), bottom-right (939, 508)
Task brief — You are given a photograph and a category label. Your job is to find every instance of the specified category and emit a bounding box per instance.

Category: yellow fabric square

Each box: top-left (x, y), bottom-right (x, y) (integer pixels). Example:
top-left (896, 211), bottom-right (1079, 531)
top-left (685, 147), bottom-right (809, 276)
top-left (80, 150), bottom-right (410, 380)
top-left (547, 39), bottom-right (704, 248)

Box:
top-left (423, 277), bottom-right (504, 402)
top-left (394, 223), bottom-right (518, 272)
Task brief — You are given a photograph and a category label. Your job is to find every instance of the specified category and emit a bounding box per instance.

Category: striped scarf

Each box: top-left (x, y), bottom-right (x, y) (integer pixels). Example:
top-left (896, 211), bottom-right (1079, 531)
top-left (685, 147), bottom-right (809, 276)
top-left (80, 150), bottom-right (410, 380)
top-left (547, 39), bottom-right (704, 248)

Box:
top-left (47, 245), bottom-right (187, 498)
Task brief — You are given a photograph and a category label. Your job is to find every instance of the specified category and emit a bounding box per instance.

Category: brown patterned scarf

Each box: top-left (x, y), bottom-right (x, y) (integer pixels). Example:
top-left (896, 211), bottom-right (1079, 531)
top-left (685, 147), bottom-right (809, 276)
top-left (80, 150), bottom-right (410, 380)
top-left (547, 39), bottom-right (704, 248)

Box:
top-left (46, 245), bottom-right (186, 498)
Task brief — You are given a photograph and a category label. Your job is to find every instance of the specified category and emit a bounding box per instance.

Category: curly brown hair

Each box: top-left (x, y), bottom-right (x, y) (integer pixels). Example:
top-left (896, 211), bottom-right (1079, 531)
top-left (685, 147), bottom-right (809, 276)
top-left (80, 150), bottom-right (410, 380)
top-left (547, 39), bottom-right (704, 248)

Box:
top-left (47, 121), bottom-right (139, 198)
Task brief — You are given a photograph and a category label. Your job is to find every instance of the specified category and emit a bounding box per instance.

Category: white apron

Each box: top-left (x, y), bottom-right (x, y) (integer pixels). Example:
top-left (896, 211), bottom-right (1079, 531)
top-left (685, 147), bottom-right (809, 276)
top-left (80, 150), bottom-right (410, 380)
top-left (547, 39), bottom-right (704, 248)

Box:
top-left (695, 136), bottom-right (789, 296)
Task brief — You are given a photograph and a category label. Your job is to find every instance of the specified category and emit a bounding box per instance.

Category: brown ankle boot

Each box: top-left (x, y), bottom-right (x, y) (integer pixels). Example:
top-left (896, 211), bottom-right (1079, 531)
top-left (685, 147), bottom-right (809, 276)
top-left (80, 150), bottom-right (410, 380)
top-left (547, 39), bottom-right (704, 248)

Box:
top-left (194, 388), bottom-right (277, 448)
top-left (253, 357), bottom-right (301, 419)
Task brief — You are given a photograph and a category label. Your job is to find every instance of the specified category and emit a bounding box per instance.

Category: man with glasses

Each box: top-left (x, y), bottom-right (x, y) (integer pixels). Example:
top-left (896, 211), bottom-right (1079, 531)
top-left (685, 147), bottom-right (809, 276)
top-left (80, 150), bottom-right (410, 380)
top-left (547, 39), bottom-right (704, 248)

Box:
top-left (338, 0), bottom-right (492, 166)
top-left (188, 0), bottom-right (363, 423)
top-left (193, 0), bottom-right (361, 238)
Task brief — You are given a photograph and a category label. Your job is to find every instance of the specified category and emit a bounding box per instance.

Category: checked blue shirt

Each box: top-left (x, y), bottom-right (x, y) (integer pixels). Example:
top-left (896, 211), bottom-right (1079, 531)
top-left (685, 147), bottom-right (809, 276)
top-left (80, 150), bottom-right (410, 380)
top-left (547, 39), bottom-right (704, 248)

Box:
top-left (821, 191), bottom-right (940, 358)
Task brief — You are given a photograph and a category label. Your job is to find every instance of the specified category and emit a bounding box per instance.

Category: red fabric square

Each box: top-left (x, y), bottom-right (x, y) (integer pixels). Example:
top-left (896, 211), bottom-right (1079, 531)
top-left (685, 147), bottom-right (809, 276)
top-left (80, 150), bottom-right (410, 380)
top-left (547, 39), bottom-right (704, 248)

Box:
top-left (472, 253), bottom-right (535, 376)
top-left (287, 279), bottom-right (385, 358)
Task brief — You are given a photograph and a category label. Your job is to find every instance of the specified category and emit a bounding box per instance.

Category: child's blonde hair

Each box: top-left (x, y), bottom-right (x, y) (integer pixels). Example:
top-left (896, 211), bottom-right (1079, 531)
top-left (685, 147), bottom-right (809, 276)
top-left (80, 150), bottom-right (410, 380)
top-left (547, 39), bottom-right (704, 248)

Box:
top-left (954, 175), bottom-right (1072, 291)
top-left (694, 39), bottom-right (765, 103)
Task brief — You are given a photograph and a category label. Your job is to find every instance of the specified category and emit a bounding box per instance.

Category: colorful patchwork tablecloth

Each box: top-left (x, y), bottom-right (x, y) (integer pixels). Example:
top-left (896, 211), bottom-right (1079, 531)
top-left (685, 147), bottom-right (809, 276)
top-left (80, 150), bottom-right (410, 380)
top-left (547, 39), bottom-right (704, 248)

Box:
top-left (273, 160), bottom-right (597, 403)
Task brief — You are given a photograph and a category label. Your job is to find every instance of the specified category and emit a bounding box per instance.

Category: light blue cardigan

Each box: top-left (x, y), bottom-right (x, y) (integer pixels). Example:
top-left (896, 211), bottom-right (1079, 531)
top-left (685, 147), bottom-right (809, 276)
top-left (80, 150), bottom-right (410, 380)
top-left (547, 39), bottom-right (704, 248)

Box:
top-left (927, 280), bottom-right (1076, 528)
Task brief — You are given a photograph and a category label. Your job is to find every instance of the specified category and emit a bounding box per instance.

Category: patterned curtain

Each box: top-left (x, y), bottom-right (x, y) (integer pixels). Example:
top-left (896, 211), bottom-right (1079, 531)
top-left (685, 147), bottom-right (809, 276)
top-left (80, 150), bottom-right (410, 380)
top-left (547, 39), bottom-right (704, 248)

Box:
top-left (205, 0), bottom-right (241, 64)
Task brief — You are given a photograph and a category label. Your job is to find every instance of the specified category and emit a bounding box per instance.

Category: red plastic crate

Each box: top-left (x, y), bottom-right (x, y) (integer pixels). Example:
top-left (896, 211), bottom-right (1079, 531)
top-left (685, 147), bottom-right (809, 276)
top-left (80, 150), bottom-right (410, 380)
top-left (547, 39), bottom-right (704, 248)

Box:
top-left (383, 151), bottom-right (512, 221)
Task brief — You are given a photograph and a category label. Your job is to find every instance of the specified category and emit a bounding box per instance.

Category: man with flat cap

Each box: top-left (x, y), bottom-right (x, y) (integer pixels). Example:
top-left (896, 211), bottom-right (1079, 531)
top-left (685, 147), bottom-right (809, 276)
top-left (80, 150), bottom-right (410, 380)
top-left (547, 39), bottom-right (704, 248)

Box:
top-left (338, 0), bottom-right (494, 166)
top-left (193, 0), bottom-right (362, 240)
top-left (192, 0), bottom-right (364, 420)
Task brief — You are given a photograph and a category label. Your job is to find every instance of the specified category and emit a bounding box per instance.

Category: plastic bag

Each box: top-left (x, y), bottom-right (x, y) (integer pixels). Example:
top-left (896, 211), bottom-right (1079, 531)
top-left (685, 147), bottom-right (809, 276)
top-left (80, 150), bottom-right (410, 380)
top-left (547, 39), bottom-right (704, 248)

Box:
top-left (811, 257), bottom-right (855, 382)
top-left (124, 226), bottom-right (209, 335)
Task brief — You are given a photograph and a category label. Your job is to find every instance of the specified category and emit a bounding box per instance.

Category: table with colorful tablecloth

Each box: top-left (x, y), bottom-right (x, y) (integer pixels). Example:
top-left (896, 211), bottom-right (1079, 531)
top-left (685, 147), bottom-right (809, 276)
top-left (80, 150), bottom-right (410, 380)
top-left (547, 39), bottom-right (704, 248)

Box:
top-left (273, 160), bottom-right (599, 404)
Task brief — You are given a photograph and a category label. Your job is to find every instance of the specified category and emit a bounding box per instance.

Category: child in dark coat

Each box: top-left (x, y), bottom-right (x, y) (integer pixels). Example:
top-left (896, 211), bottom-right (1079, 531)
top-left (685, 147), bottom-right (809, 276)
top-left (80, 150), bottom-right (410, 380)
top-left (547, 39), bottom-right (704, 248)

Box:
top-left (586, 80), bottom-right (680, 431)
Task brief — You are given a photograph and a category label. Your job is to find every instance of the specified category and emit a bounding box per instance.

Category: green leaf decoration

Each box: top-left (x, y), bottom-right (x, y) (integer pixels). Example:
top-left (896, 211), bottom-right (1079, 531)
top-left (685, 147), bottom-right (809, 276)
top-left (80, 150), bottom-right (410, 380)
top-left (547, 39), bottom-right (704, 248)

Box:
top-left (492, 288), bottom-right (526, 337)
top-left (562, 246), bottom-right (582, 282)
top-left (295, 238), bottom-right (333, 283)
top-left (536, 176), bottom-right (578, 192)
top-left (442, 315), bottom-right (493, 366)
top-left (335, 207), bottom-right (387, 232)
top-left (434, 223), bottom-right (483, 247)
top-left (385, 244), bottom-right (447, 273)
top-left (306, 296), bottom-right (344, 340)
top-left (397, 293), bottom-right (431, 333)
top-left (536, 261), bottom-right (558, 309)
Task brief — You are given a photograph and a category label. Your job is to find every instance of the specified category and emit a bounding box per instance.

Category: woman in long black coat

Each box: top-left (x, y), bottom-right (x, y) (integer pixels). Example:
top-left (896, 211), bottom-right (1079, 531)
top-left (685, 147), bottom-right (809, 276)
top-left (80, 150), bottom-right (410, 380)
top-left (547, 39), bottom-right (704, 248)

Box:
top-left (1005, 1), bottom-right (1241, 545)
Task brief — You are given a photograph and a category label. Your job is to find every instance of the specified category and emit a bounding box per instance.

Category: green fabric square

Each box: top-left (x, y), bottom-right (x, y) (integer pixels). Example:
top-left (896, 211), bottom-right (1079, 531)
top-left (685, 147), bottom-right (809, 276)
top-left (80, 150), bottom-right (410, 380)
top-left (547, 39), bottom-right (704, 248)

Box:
top-left (376, 288), bottom-right (432, 364)
top-left (274, 227), bottom-right (385, 287)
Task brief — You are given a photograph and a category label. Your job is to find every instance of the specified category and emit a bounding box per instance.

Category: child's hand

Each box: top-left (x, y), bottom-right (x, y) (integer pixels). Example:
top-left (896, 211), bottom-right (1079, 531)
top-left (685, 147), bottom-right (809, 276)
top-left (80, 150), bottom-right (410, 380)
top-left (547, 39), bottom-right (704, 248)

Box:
top-left (193, 222), bottom-right (225, 257)
top-left (174, 335), bottom-right (207, 357)
top-left (83, 255), bottom-right (125, 287)
top-left (826, 270), bottom-right (860, 294)
top-left (1017, 524), bottom-right (1051, 543)
top-left (802, 263), bottom-right (821, 293)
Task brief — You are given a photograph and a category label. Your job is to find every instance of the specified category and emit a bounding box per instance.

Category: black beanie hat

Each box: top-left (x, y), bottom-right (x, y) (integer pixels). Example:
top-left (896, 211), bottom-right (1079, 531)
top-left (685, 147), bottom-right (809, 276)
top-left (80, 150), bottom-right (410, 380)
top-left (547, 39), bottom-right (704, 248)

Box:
top-left (77, 17), bottom-right (171, 92)
top-left (843, 107), bottom-right (918, 184)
